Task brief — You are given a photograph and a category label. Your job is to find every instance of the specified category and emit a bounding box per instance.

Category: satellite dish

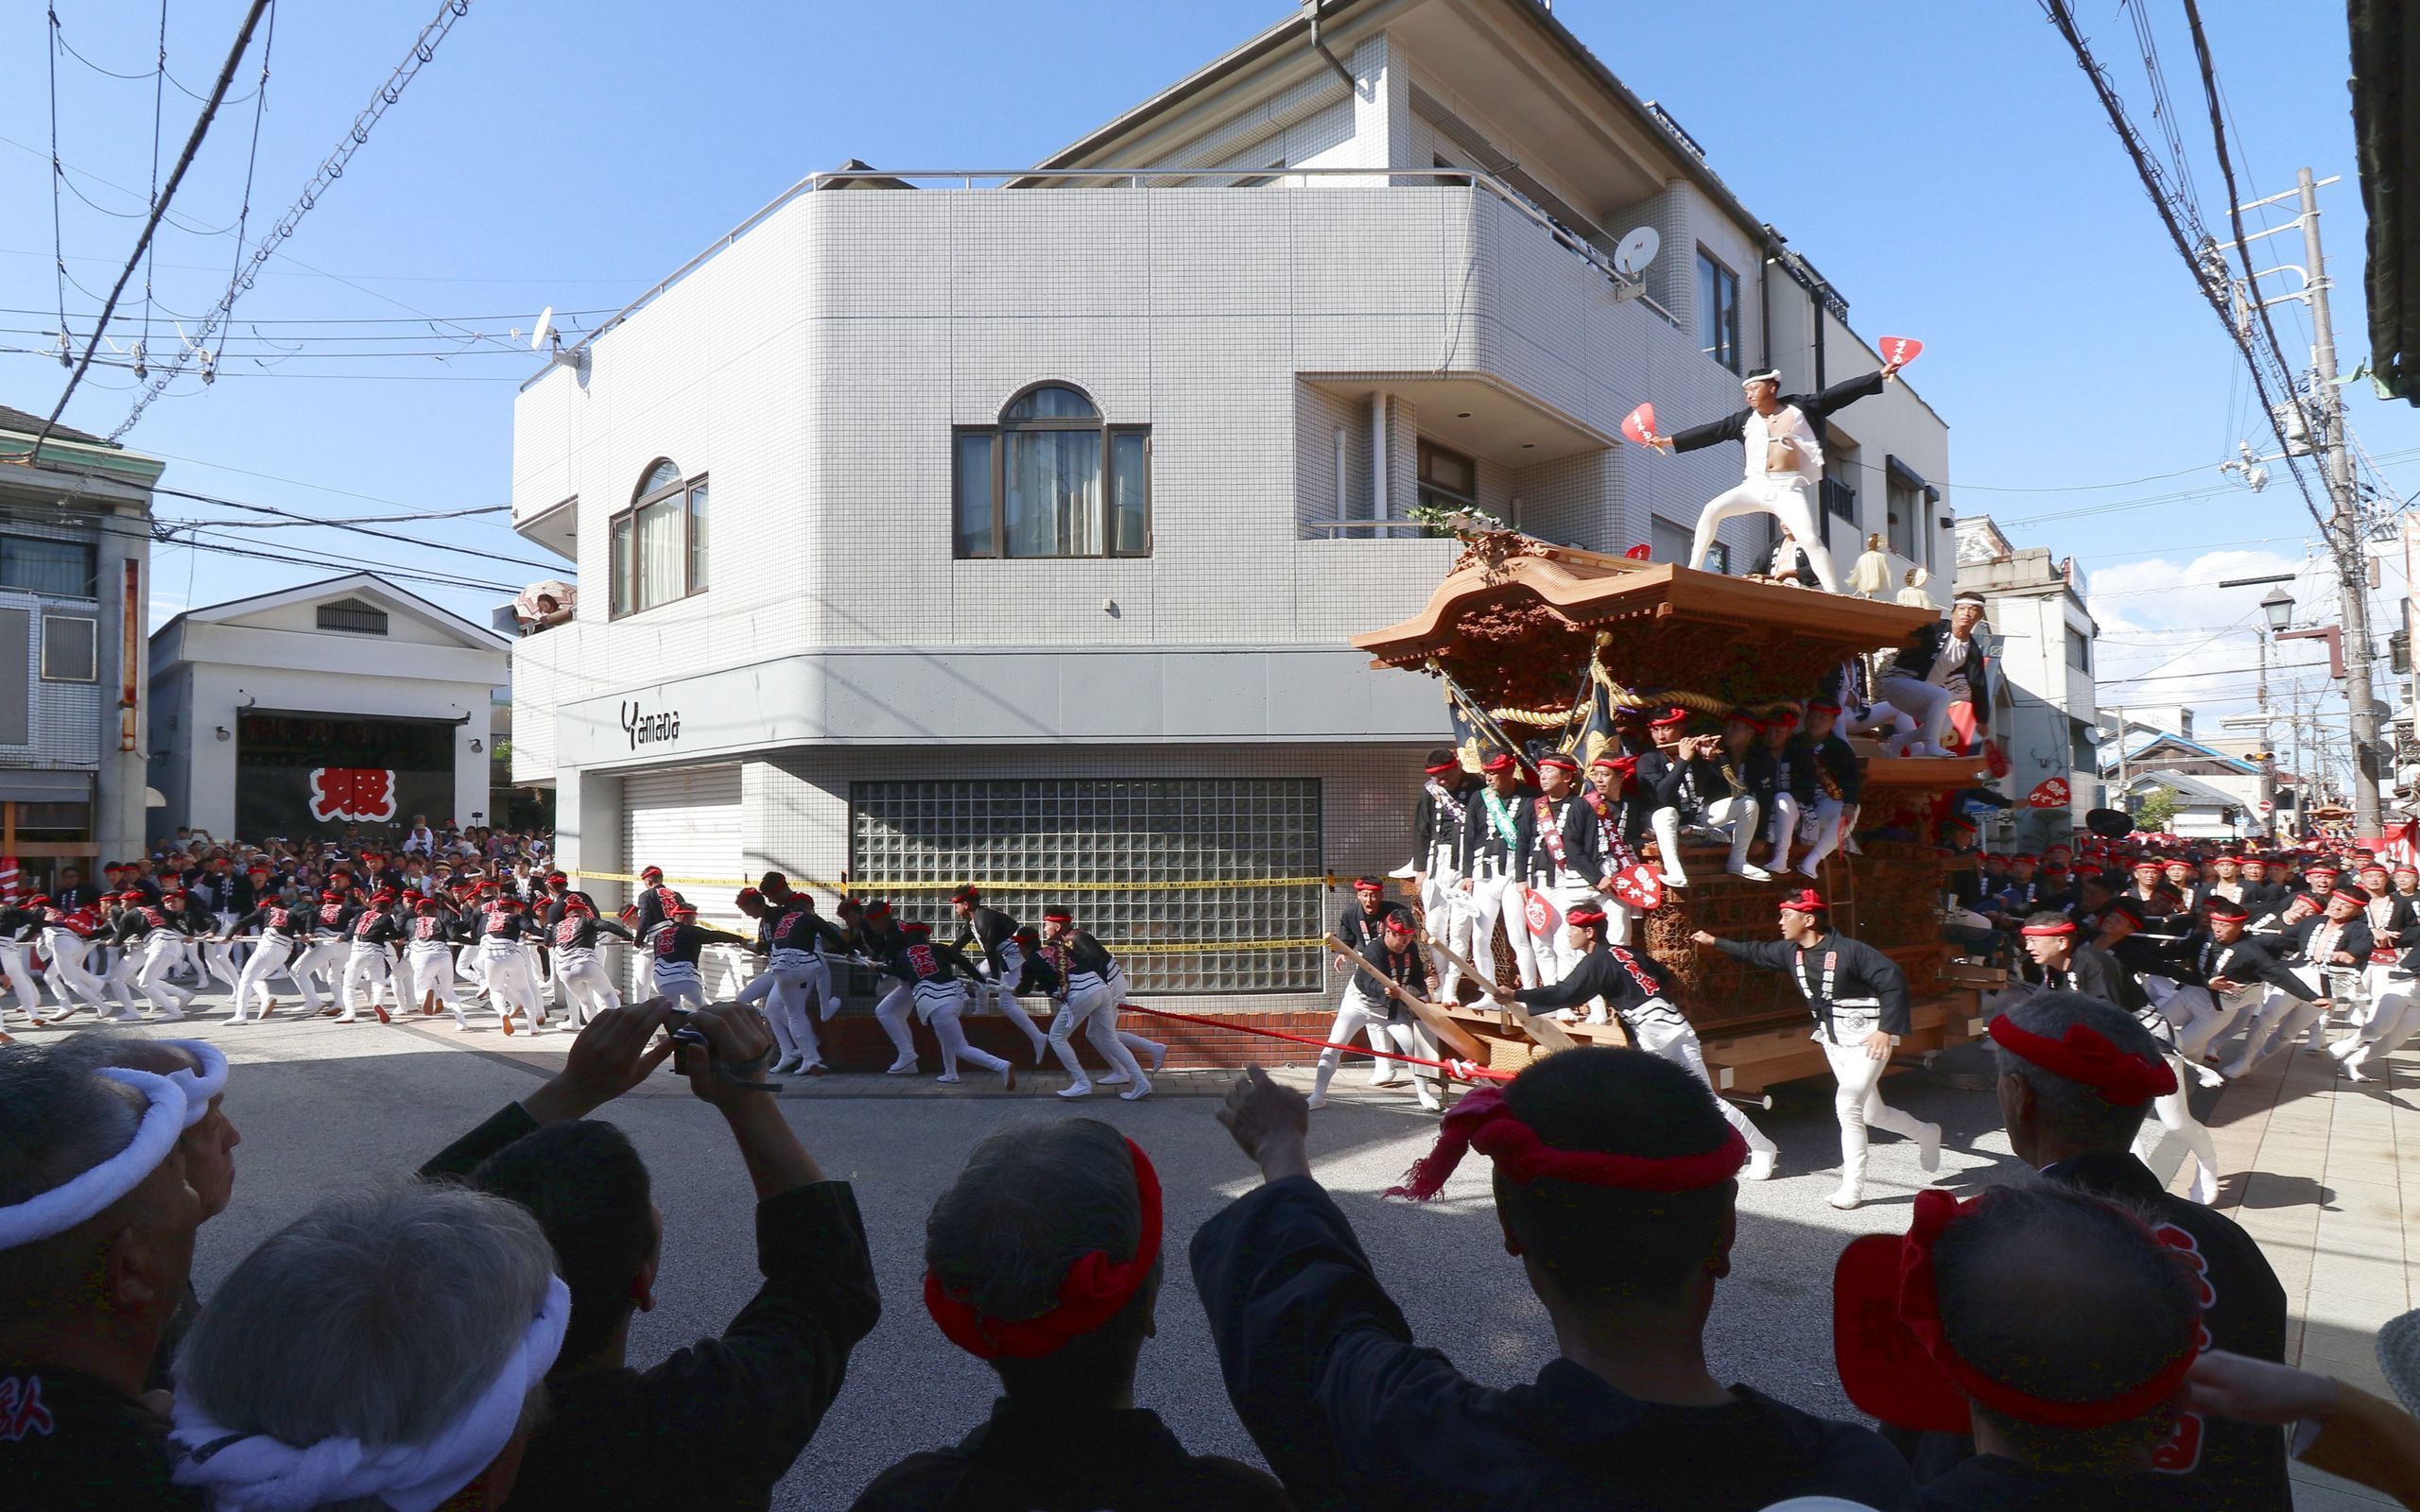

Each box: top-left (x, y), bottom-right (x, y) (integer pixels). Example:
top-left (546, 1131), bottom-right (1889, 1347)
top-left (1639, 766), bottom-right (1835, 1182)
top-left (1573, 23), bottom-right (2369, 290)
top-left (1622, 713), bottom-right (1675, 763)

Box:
top-left (529, 306), bottom-right (554, 352)
top-left (1614, 226), bottom-right (1660, 279)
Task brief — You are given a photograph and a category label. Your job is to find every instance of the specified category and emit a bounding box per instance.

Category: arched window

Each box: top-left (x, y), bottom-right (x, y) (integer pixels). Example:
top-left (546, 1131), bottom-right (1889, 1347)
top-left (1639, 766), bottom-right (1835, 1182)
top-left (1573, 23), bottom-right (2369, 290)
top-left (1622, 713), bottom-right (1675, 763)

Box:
top-left (954, 383), bottom-right (1150, 559)
top-left (610, 457), bottom-right (710, 618)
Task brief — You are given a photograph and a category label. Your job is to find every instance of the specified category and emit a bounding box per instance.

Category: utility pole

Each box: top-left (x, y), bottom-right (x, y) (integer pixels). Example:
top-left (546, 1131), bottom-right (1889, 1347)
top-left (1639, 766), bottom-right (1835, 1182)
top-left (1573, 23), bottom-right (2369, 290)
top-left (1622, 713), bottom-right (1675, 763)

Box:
top-left (2258, 628), bottom-right (2277, 842)
top-left (2296, 166), bottom-right (2386, 835)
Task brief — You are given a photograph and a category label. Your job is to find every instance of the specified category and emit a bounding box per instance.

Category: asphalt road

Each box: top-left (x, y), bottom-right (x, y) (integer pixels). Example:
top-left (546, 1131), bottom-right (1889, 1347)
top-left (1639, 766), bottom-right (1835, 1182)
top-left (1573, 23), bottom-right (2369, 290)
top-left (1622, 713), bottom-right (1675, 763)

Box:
top-left (16, 995), bottom-right (2040, 1509)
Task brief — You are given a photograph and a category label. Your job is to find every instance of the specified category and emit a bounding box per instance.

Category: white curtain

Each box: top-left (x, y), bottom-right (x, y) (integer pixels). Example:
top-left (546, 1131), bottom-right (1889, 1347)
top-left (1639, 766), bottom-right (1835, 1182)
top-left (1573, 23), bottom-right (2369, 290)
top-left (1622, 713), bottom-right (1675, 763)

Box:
top-left (637, 498), bottom-right (683, 609)
top-left (1004, 430), bottom-right (1101, 557)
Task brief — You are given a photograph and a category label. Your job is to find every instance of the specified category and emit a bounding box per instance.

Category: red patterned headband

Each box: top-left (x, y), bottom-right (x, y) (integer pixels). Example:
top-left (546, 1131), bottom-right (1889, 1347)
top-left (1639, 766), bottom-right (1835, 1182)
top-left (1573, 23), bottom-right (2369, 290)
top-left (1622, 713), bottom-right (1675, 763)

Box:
top-left (2019, 920), bottom-right (2076, 936)
top-left (1986, 1015), bottom-right (2176, 1104)
top-left (1834, 1189), bottom-right (2203, 1434)
top-left (925, 1139), bottom-right (1161, 1360)
top-left (1385, 1084), bottom-right (1747, 1203)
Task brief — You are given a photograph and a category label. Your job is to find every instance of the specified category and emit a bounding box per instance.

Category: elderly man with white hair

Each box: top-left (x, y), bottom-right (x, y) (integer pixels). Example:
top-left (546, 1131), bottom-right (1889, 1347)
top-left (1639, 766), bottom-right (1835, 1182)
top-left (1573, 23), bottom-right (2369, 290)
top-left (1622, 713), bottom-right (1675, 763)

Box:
top-left (1644, 360), bottom-right (1903, 593)
top-left (0, 1040), bottom-right (207, 1509)
top-left (167, 1184), bottom-right (566, 1512)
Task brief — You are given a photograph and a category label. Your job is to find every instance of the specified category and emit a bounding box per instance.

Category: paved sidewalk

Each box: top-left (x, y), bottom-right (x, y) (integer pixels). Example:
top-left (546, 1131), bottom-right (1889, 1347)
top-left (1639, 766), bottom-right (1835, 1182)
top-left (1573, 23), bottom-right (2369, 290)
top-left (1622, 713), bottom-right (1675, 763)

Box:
top-left (2171, 1035), bottom-right (2419, 1509)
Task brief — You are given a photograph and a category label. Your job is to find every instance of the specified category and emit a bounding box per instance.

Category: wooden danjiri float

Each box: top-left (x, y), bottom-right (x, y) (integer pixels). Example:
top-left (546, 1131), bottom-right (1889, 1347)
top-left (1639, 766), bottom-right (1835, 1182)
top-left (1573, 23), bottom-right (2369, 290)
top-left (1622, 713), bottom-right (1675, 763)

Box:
top-left (1352, 526), bottom-right (2002, 1096)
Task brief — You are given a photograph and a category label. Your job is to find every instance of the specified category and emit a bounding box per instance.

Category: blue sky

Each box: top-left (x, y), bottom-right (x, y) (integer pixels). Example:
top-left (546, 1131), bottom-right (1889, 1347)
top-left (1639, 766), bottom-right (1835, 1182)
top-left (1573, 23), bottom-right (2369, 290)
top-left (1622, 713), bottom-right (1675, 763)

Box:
top-left (0, 0), bottom-right (2409, 759)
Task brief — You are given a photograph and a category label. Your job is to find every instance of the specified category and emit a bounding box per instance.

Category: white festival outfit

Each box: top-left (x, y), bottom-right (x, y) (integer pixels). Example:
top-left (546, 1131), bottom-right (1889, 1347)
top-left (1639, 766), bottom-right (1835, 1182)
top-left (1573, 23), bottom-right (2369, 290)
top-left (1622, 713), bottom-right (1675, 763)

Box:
top-left (1046, 934), bottom-right (1151, 1099)
top-left (1685, 399), bottom-right (1840, 592)
top-left (170, 1275), bottom-right (572, 1512)
top-left (1465, 785), bottom-right (1534, 990)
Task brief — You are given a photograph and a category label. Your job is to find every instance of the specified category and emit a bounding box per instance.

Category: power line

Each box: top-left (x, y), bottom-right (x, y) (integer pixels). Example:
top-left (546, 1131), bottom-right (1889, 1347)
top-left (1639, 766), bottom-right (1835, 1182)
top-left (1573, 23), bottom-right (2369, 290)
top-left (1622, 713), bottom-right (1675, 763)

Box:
top-left (211, 0), bottom-right (277, 378)
top-left (108, 0), bottom-right (478, 440)
top-left (12, 0), bottom-right (272, 462)
top-left (137, 0), bottom-right (166, 364)
top-left (155, 488), bottom-right (561, 571)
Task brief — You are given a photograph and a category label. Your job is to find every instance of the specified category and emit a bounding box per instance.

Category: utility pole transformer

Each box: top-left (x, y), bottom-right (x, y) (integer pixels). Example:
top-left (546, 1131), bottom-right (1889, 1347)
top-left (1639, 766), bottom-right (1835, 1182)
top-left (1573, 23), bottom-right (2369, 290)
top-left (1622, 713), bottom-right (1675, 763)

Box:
top-left (2295, 166), bottom-right (2386, 836)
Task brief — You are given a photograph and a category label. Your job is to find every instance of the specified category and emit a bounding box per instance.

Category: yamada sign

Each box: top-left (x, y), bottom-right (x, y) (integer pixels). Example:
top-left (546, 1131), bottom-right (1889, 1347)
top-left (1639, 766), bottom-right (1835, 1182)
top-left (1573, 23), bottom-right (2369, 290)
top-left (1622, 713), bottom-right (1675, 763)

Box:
top-left (620, 701), bottom-right (681, 750)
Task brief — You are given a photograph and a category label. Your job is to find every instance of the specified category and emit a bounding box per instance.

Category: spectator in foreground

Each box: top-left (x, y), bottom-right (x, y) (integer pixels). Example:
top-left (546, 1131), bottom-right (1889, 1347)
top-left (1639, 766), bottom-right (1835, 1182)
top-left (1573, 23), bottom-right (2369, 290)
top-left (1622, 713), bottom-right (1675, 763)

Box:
top-left (2187, 1349), bottom-right (2420, 1508)
top-left (1833, 1184), bottom-right (2208, 1510)
top-left (1951, 991), bottom-right (2285, 1509)
top-left (421, 999), bottom-right (879, 1512)
top-left (167, 1185), bottom-right (563, 1512)
top-left (854, 1118), bottom-right (1288, 1511)
top-left (50, 1032), bottom-right (243, 1394)
top-left (1191, 1053), bottom-right (1922, 1511)
top-left (0, 1043), bottom-right (206, 1510)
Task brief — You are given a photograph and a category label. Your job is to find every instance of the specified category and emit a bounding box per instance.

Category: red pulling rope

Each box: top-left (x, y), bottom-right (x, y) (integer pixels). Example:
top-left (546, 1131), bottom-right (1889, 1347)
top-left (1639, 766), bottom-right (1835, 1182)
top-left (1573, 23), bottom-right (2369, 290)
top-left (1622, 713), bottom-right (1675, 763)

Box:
top-left (1115, 1001), bottom-right (1514, 1084)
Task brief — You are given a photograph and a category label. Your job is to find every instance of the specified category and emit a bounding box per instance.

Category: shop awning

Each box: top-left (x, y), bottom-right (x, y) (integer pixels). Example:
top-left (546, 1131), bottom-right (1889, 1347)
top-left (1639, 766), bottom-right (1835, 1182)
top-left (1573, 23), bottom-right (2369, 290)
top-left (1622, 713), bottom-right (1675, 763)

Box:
top-left (0, 770), bottom-right (93, 804)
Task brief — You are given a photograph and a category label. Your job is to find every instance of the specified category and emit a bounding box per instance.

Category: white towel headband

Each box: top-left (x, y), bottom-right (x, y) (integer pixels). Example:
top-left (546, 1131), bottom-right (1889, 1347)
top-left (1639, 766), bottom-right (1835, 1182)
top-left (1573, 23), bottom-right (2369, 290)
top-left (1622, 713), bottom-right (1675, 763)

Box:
top-left (171, 1274), bottom-right (570, 1512)
top-left (161, 1039), bottom-right (229, 1130)
top-left (0, 1067), bottom-right (186, 1250)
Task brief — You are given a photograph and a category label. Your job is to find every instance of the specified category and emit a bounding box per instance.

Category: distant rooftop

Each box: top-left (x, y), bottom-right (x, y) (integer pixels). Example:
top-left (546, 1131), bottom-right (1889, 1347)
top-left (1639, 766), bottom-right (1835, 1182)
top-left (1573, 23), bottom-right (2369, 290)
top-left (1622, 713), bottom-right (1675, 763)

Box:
top-left (0, 404), bottom-right (108, 447)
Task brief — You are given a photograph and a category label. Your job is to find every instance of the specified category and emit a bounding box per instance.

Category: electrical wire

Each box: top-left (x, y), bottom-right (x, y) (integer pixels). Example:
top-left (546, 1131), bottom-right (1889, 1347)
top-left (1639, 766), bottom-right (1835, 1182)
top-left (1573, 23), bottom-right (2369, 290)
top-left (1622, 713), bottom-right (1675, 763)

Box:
top-left (9, 0), bottom-right (272, 461)
top-left (110, 0), bottom-right (479, 441)
top-left (138, 0), bottom-right (167, 370)
top-left (151, 488), bottom-right (561, 571)
top-left (46, 6), bottom-right (66, 350)
top-left (212, 2), bottom-right (275, 375)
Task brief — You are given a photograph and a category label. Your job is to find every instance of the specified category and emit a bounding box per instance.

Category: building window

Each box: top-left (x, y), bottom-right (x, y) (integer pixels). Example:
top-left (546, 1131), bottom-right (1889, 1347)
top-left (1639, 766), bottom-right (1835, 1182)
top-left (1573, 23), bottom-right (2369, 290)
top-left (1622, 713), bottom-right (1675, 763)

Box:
top-left (39, 613), bottom-right (95, 681)
top-left (1697, 249), bottom-right (1741, 373)
top-left (0, 537), bottom-right (97, 598)
top-left (1416, 438), bottom-right (1478, 513)
top-left (1885, 455), bottom-right (1927, 564)
top-left (2066, 630), bottom-right (2091, 673)
top-left (315, 597), bottom-right (389, 636)
top-left (1819, 475), bottom-right (1857, 550)
top-left (954, 384), bottom-right (1150, 558)
top-left (610, 459), bottom-right (709, 617)
top-left (849, 777), bottom-right (1321, 991)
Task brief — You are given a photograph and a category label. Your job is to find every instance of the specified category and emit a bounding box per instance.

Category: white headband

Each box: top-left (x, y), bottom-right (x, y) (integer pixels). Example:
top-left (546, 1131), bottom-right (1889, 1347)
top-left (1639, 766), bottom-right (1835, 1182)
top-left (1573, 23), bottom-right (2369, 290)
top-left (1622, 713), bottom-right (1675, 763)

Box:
top-left (163, 1039), bottom-right (229, 1130)
top-left (0, 1067), bottom-right (185, 1251)
top-left (171, 1274), bottom-right (570, 1512)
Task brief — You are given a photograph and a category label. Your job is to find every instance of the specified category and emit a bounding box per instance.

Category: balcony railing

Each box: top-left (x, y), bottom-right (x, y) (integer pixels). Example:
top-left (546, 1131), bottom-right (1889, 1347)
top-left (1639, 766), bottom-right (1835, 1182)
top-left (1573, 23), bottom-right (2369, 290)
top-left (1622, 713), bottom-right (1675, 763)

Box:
top-left (525, 165), bottom-right (1678, 390)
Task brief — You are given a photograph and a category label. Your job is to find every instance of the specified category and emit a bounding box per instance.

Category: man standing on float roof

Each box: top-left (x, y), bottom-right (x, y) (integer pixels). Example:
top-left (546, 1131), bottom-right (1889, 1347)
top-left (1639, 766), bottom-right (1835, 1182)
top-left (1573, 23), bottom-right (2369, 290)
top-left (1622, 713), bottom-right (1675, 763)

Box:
top-left (1644, 357), bottom-right (1902, 592)
top-left (1694, 889), bottom-right (1941, 1211)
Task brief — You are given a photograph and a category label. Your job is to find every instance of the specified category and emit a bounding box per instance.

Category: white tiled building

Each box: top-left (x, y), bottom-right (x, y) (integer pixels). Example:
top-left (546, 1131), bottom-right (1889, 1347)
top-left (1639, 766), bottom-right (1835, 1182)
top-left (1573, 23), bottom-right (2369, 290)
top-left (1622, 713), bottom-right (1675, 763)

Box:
top-left (508, 0), bottom-right (1956, 1005)
top-left (1955, 515), bottom-right (2101, 851)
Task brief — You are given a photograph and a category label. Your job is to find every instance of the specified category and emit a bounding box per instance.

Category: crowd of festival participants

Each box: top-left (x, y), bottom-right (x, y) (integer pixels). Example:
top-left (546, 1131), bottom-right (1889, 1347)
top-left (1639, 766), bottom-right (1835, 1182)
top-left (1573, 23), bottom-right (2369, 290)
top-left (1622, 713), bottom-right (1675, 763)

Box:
top-left (0, 825), bottom-right (1168, 1100)
top-left (19, 818), bottom-right (2420, 1507)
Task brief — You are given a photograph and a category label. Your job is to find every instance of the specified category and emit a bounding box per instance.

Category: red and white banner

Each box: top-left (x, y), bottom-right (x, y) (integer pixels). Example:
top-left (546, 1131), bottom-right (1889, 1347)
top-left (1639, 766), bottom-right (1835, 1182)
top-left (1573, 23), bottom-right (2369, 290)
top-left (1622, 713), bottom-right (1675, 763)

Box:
top-left (1620, 402), bottom-right (1660, 447)
top-left (307, 767), bottom-right (399, 824)
top-left (1878, 335), bottom-right (1925, 369)
top-left (0, 857), bottom-right (17, 903)
top-left (2376, 819), bottom-right (2420, 871)
top-left (2025, 778), bottom-right (2071, 810)
top-left (1523, 887), bottom-right (1554, 938)
top-left (1607, 864), bottom-right (1665, 913)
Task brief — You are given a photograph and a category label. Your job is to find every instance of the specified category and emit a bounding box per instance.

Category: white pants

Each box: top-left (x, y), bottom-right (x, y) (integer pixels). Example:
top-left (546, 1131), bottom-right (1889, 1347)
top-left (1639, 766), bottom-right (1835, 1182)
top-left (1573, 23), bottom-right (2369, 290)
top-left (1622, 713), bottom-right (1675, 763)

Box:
top-left (1463, 869), bottom-right (1525, 989)
top-left (1420, 851), bottom-right (1475, 999)
top-left (1312, 988), bottom-right (1441, 1107)
top-left (1796, 796), bottom-right (1853, 875)
top-left (1819, 1013), bottom-right (1930, 1192)
top-left (337, 944), bottom-right (394, 1020)
top-left (1689, 474), bottom-right (1838, 591)
top-left (290, 939), bottom-right (346, 1004)
top-left (1632, 1012), bottom-right (1777, 1157)
top-left (227, 937), bottom-right (292, 1021)
top-left (1650, 806), bottom-right (1693, 885)
top-left (0, 943), bottom-right (40, 1016)
top-left (135, 935), bottom-right (195, 1017)
top-left (1519, 874), bottom-right (1619, 989)
top-left (1703, 795), bottom-right (1762, 872)
top-left (2224, 970), bottom-right (2335, 1074)
top-left (553, 952), bottom-right (622, 1025)
top-left (2342, 986), bottom-right (2420, 1074)
top-left (873, 977), bottom-right (918, 1066)
top-left (103, 947), bottom-right (143, 1014)
top-left (40, 930), bottom-right (107, 1013)
top-left (1874, 674), bottom-right (1957, 756)
top-left (1764, 792), bottom-right (1805, 874)
top-left (740, 952), bottom-right (822, 1068)
top-left (484, 945), bottom-right (548, 1025)
top-left (914, 981), bottom-right (1011, 1081)
top-left (406, 943), bottom-right (467, 1026)
top-left (1050, 976), bottom-right (1150, 1090)
top-left (972, 943), bottom-right (1050, 1056)
top-left (2131, 1049), bottom-right (2222, 1204)
top-left (648, 959), bottom-right (705, 1011)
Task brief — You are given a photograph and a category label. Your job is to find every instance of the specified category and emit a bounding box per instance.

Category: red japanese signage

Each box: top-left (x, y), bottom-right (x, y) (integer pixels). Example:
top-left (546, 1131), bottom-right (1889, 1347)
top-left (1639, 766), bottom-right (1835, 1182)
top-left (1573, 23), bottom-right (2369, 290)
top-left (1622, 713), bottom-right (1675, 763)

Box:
top-left (307, 767), bottom-right (399, 824)
top-left (2026, 778), bottom-right (2072, 810)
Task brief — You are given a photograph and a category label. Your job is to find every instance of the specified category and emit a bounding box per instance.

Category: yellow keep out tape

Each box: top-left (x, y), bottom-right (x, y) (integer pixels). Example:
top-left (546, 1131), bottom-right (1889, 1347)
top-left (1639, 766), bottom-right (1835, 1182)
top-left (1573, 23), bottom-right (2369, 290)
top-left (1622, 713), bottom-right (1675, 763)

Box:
top-left (570, 869), bottom-right (1340, 894)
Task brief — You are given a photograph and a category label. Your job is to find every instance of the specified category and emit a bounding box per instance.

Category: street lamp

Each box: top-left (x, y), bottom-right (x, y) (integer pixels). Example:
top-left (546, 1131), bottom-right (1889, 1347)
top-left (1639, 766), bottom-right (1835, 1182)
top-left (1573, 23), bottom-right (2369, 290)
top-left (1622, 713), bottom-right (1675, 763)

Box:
top-left (2261, 587), bottom-right (2295, 632)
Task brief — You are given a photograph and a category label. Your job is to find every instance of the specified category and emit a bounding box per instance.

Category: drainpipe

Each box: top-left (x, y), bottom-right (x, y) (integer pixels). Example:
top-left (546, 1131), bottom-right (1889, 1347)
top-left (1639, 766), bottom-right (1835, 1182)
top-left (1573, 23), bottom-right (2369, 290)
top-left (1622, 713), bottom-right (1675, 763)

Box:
top-left (1304, 1), bottom-right (1359, 91)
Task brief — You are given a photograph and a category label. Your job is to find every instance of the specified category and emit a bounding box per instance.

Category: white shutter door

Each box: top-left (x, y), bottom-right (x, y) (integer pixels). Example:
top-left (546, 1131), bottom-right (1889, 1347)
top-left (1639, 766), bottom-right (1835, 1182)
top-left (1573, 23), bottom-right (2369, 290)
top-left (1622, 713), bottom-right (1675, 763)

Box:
top-left (620, 764), bottom-right (747, 997)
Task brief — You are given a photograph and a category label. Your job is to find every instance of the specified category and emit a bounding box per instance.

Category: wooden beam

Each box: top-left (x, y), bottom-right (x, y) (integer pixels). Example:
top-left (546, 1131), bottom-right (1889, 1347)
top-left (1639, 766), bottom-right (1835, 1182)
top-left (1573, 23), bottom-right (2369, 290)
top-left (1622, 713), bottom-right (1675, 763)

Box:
top-left (1424, 934), bottom-right (1582, 1052)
